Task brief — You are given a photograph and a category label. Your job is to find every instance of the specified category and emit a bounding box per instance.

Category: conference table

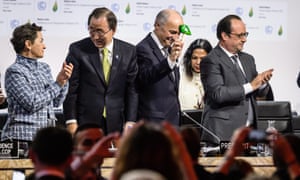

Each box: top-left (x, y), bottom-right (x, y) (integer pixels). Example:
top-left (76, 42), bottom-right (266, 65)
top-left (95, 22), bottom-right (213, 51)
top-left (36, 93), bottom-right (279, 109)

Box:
top-left (0, 156), bottom-right (275, 179)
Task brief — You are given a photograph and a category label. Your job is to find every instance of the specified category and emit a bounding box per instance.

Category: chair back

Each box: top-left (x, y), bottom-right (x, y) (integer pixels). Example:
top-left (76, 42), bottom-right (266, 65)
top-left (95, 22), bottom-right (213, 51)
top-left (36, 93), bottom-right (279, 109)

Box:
top-left (256, 101), bottom-right (293, 133)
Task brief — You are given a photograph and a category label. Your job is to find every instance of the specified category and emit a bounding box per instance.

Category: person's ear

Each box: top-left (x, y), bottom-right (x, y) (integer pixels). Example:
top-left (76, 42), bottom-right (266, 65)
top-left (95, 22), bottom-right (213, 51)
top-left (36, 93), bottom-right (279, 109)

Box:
top-left (154, 23), bottom-right (160, 29)
top-left (24, 40), bottom-right (32, 51)
top-left (221, 32), bottom-right (230, 41)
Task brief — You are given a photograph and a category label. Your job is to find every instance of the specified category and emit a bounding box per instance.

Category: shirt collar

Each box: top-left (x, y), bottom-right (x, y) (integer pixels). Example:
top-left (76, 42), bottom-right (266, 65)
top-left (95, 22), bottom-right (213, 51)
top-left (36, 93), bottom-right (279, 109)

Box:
top-left (151, 32), bottom-right (164, 50)
top-left (35, 169), bottom-right (65, 179)
top-left (219, 44), bottom-right (237, 58)
top-left (99, 39), bottom-right (114, 53)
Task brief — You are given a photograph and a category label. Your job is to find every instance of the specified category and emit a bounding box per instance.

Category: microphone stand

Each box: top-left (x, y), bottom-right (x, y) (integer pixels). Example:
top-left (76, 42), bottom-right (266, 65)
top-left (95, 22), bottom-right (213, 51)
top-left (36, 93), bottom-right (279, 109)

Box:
top-left (182, 111), bottom-right (221, 143)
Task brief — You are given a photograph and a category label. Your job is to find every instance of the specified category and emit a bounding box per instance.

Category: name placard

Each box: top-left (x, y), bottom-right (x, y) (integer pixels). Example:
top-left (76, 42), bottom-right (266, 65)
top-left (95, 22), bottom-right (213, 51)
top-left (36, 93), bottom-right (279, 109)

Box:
top-left (219, 141), bottom-right (251, 154)
top-left (0, 141), bottom-right (19, 158)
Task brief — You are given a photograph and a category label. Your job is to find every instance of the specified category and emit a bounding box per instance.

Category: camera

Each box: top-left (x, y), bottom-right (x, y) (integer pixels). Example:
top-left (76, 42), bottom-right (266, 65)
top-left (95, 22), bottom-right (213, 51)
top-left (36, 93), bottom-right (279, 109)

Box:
top-left (246, 130), bottom-right (269, 143)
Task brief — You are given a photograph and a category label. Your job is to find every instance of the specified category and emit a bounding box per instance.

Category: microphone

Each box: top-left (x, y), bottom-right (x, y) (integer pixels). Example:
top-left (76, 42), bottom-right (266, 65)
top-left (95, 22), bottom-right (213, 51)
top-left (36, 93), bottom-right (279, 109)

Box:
top-left (182, 111), bottom-right (221, 143)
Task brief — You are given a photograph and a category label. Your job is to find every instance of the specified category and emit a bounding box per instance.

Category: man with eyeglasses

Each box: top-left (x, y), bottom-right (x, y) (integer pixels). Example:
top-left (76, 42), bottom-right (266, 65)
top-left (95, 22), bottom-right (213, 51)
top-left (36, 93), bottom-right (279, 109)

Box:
top-left (200, 14), bottom-right (273, 147)
top-left (136, 9), bottom-right (184, 126)
top-left (63, 7), bottom-right (138, 135)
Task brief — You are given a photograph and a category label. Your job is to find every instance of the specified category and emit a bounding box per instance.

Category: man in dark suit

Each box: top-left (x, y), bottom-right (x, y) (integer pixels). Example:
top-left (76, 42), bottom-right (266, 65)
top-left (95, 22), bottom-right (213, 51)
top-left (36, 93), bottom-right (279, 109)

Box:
top-left (136, 9), bottom-right (184, 126)
top-left (63, 7), bottom-right (138, 134)
top-left (200, 15), bottom-right (273, 145)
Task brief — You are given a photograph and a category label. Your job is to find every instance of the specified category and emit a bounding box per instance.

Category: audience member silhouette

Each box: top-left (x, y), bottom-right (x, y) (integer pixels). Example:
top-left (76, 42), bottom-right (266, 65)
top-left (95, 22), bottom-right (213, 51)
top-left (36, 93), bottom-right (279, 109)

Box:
top-left (180, 126), bottom-right (212, 180)
top-left (272, 134), bottom-right (300, 180)
top-left (72, 123), bottom-right (106, 180)
top-left (26, 127), bottom-right (73, 180)
top-left (111, 122), bottom-right (184, 180)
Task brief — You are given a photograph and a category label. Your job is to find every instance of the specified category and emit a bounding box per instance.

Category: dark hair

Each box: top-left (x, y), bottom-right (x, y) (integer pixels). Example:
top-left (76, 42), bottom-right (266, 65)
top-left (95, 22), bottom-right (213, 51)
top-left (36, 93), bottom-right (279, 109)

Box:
top-left (216, 14), bottom-right (242, 40)
top-left (88, 7), bottom-right (117, 31)
top-left (73, 123), bottom-right (102, 147)
top-left (183, 39), bottom-right (212, 78)
top-left (31, 127), bottom-right (73, 166)
top-left (10, 23), bottom-right (42, 54)
top-left (228, 158), bottom-right (254, 180)
top-left (74, 123), bottom-right (102, 135)
top-left (180, 126), bottom-right (201, 160)
top-left (113, 122), bottom-right (183, 180)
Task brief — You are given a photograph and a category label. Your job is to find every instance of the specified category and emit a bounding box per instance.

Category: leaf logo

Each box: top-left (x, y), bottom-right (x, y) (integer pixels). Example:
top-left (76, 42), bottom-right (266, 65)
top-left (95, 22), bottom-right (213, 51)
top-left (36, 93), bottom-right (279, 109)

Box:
top-left (52, 1), bottom-right (58, 12)
top-left (181, 5), bottom-right (186, 15)
top-left (249, 7), bottom-right (253, 17)
top-left (125, 3), bottom-right (130, 14)
top-left (278, 25), bottom-right (283, 36)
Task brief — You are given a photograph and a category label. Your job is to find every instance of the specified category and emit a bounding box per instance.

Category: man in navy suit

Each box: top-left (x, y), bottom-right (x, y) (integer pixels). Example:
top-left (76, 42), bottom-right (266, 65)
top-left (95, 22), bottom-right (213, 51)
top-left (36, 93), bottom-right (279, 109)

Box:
top-left (136, 9), bottom-right (184, 126)
top-left (63, 7), bottom-right (138, 134)
top-left (200, 15), bottom-right (273, 145)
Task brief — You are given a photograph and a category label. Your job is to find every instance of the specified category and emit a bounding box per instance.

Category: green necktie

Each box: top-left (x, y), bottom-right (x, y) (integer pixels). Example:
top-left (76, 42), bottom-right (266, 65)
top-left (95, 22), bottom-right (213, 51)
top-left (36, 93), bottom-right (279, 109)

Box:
top-left (102, 48), bottom-right (110, 118)
top-left (102, 47), bottom-right (110, 83)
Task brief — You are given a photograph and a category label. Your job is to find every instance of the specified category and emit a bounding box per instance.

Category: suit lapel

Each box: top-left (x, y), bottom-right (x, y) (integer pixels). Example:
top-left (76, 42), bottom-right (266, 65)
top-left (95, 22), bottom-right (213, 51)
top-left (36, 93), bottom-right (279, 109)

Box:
top-left (89, 49), bottom-right (106, 86)
top-left (216, 46), bottom-right (246, 83)
top-left (147, 35), bottom-right (165, 63)
top-left (238, 53), bottom-right (251, 82)
top-left (147, 34), bottom-right (175, 83)
top-left (108, 39), bottom-right (121, 86)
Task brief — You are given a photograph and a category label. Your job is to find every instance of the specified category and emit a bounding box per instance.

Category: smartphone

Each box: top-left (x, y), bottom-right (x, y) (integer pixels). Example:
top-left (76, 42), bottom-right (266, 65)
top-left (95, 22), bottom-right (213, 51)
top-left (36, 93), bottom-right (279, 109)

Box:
top-left (246, 130), bottom-right (269, 143)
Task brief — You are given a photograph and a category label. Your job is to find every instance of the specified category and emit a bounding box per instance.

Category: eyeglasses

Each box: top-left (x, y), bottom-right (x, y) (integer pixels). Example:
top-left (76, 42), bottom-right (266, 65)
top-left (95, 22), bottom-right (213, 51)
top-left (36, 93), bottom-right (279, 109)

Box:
top-left (89, 27), bottom-right (111, 36)
top-left (229, 32), bottom-right (249, 39)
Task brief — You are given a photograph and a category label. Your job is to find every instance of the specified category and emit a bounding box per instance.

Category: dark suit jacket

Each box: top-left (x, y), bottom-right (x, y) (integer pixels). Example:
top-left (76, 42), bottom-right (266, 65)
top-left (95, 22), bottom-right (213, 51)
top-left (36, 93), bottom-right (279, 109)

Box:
top-left (200, 45), bottom-right (269, 144)
top-left (63, 38), bottom-right (138, 133)
top-left (136, 33), bottom-right (180, 125)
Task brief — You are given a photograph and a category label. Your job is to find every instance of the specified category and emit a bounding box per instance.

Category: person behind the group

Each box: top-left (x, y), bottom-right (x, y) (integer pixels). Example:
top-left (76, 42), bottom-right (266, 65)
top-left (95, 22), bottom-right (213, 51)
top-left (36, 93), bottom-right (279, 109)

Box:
top-left (1, 23), bottom-right (73, 155)
top-left (136, 9), bottom-right (184, 126)
top-left (72, 123), bottom-right (106, 180)
top-left (200, 14), bottom-right (273, 146)
top-left (26, 126), bottom-right (73, 180)
top-left (63, 7), bottom-right (138, 135)
top-left (179, 38), bottom-right (212, 110)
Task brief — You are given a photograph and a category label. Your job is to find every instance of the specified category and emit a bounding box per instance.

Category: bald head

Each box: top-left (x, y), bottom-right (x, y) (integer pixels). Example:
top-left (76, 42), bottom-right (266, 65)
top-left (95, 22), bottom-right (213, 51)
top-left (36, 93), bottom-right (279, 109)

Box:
top-left (155, 9), bottom-right (182, 26)
top-left (154, 9), bottom-right (183, 47)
